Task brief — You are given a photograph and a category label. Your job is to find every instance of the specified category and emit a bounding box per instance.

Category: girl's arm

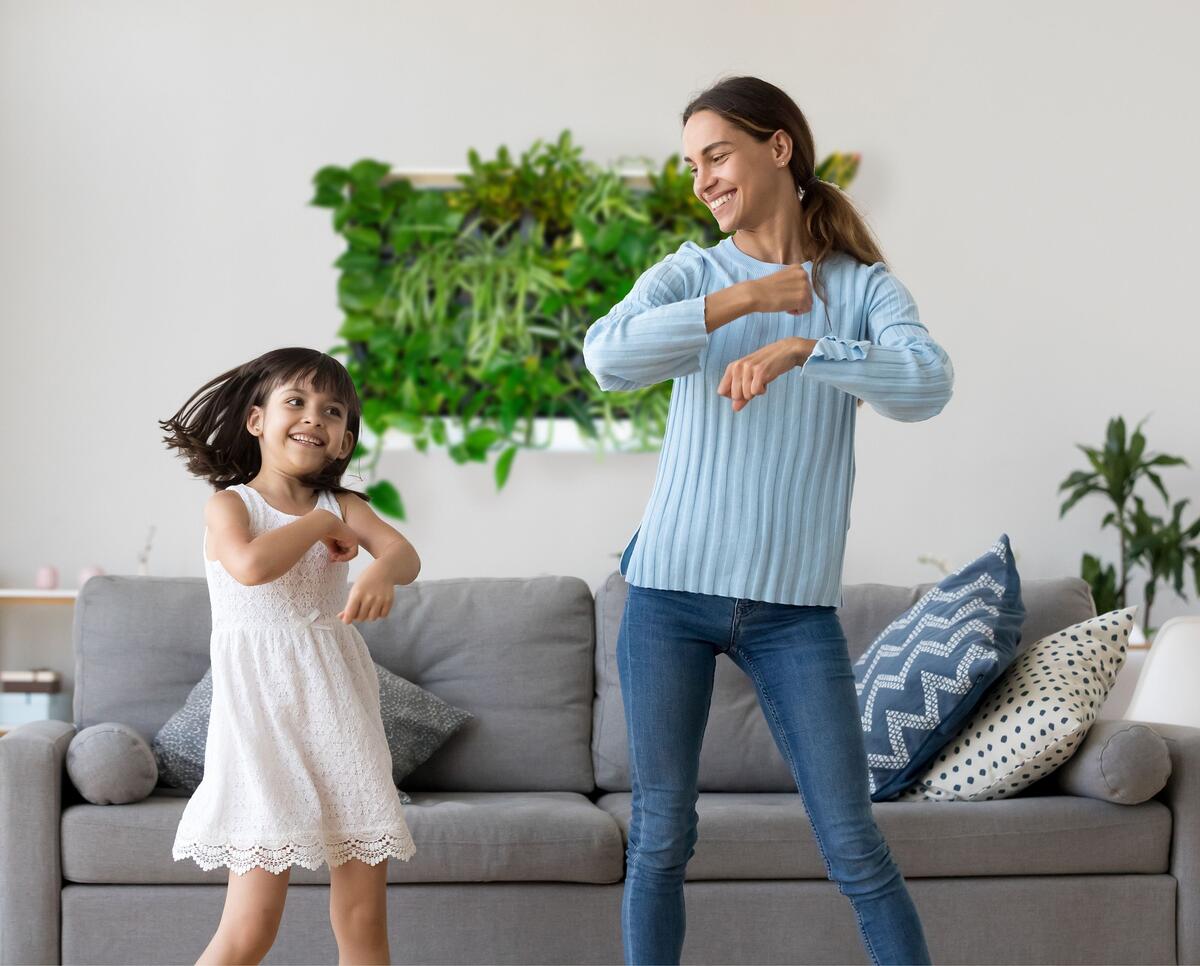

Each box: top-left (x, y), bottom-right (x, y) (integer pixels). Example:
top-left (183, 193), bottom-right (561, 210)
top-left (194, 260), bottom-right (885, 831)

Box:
top-left (205, 490), bottom-right (351, 586)
top-left (335, 493), bottom-right (421, 623)
top-left (582, 242), bottom-right (713, 391)
top-left (800, 265), bottom-right (954, 422)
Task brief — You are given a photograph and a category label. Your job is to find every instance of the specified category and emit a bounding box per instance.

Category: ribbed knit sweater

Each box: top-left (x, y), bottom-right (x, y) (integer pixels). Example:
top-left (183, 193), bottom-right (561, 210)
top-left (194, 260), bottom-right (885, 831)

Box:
top-left (583, 236), bottom-right (954, 606)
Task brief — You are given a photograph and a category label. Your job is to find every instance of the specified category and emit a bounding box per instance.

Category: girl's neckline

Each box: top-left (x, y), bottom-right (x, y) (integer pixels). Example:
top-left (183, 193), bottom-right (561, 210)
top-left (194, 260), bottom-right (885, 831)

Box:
top-left (720, 235), bottom-right (814, 270)
top-left (244, 484), bottom-right (318, 518)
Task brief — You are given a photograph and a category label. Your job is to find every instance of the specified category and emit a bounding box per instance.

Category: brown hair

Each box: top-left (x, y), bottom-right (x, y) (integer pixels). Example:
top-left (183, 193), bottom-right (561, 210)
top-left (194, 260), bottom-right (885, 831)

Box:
top-left (159, 347), bottom-right (370, 503)
top-left (683, 75), bottom-right (887, 305)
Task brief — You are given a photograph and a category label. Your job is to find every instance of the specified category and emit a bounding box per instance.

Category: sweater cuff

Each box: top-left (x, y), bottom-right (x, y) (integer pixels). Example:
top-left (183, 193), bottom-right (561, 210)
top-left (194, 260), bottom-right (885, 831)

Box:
top-left (808, 337), bottom-right (871, 362)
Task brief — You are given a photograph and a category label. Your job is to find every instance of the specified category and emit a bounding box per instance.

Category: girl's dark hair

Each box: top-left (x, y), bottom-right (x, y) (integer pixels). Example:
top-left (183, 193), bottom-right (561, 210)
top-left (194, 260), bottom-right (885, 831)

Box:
top-left (159, 347), bottom-right (369, 503)
top-left (683, 75), bottom-right (887, 305)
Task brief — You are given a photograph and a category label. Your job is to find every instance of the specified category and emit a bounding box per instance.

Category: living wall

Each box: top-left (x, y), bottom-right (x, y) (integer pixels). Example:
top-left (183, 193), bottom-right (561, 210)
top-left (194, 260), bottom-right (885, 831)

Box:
top-left (311, 132), bottom-right (861, 518)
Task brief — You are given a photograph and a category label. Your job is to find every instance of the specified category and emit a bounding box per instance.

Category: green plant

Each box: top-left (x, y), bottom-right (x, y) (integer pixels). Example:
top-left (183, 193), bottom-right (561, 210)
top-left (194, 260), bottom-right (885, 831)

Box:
top-left (1058, 416), bottom-right (1200, 631)
top-left (1127, 495), bottom-right (1200, 629)
top-left (311, 133), bottom-right (861, 519)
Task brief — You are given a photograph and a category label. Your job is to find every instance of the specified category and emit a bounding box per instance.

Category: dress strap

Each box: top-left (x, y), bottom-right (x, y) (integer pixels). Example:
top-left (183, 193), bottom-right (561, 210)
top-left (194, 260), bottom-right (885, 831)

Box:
top-left (318, 489), bottom-right (344, 520)
top-left (224, 483), bottom-right (255, 512)
top-left (225, 484), bottom-right (264, 532)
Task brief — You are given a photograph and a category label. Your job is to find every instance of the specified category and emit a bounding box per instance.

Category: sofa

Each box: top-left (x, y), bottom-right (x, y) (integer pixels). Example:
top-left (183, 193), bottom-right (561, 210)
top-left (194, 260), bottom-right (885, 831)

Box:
top-left (0, 572), bottom-right (1197, 965)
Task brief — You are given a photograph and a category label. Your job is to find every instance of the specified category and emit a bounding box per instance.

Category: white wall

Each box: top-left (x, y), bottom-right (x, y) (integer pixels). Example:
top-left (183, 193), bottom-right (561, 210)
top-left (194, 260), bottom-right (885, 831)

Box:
top-left (3, 0), bottom-right (1198, 685)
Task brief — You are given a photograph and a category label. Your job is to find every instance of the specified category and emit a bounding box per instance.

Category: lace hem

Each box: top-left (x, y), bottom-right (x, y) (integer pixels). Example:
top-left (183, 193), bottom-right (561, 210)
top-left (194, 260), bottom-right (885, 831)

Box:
top-left (173, 830), bottom-right (416, 875)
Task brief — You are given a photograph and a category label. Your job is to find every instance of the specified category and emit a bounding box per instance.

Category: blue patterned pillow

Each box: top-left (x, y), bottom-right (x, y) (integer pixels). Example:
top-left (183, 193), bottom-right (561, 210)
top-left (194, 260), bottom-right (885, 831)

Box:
top-left (853, 534), bottom-right (1025, 801)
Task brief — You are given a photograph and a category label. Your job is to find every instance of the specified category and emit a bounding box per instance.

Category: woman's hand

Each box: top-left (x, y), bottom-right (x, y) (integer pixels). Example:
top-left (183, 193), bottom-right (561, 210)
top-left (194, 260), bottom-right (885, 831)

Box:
top-left (748, 263), bottom-right (814, 315)
top-left (312, 509), bottom-right (359, 562)
top-left (718, 337), bottom-right (816, 412)
top-left (339, 570), bottom-right (395, 623)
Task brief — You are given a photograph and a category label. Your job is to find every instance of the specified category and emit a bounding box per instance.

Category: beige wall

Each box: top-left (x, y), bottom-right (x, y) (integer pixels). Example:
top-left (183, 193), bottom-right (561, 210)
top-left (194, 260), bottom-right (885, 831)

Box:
top-left (2, 0), bottom-right (1198, 684)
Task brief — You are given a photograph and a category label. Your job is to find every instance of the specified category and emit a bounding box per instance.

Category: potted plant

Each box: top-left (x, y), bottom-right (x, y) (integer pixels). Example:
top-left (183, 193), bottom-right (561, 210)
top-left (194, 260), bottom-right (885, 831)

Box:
top-left (1058, 416), bottom-right (1200, 635)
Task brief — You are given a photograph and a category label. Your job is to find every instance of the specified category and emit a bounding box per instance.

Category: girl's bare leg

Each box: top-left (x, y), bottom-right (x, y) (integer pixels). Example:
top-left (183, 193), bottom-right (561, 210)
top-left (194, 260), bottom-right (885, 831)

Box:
top-left (329, 857), bottom-right (391, 965)
top-left (196, 866), bottom-right (291, 965)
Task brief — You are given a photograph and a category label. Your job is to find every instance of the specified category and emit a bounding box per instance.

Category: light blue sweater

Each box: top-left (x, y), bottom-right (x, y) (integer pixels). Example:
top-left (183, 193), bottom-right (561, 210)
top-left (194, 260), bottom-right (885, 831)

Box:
top-left (583, 236), bottom-right (954, 607)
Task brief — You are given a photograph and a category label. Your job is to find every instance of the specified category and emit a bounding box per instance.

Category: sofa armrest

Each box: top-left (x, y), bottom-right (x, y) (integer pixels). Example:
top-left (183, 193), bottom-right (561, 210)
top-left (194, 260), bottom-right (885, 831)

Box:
top-left (0, 720), bottom-right (75, 966)
top-left (1138, 720), bottom-right (1200, 965)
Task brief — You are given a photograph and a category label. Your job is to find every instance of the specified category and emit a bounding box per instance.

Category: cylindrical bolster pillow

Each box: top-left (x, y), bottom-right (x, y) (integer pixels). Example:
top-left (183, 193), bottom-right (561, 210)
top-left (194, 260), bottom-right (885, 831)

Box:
top-left (66, 722), bottom-right (158, 805)
top-left (1048, 720), bottom-right (1172, 804)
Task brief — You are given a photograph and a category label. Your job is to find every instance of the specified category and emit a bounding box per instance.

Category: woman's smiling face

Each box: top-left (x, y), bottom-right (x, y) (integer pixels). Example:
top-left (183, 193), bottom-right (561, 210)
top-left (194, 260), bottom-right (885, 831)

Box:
top-left (682, 109), bottom-right (793, 233)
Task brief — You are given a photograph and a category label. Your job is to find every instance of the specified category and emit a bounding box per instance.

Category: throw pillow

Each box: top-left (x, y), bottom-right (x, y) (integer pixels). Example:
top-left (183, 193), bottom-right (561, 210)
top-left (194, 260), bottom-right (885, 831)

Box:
top-left (152, 669), bottom-right (212, 792)
top-left (67, 722), bottom-right (159, 804)
top-left (897, 607), bottom-right (1136, 802)
top-left (1041, 719), bottom-right (1171, 805)
top-left (854, 534), bottom-right (1025, 801)
top-left (374, 662), bottom-right (474, 786)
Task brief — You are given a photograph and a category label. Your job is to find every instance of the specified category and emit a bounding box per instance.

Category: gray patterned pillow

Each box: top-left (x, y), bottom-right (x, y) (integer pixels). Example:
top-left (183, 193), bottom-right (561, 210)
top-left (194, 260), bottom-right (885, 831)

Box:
top-left (374, 663), bottom-right (474, 786)
top-left (153, 664), bottom-right (472, 803)
top-left (152, 671), bottom-right (212, 793)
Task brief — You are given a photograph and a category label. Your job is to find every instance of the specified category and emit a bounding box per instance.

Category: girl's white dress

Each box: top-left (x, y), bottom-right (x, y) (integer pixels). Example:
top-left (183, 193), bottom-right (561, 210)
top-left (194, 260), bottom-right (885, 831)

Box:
top-left (172, 483), bottom-right (416, 875)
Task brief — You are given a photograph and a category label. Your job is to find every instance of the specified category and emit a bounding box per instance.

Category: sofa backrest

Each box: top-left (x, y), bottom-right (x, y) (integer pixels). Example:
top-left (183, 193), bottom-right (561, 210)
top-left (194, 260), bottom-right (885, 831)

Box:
top-left (590, 572), bottom-right (1097, 792)
top-left (73, 574), bottom-right (597, 792)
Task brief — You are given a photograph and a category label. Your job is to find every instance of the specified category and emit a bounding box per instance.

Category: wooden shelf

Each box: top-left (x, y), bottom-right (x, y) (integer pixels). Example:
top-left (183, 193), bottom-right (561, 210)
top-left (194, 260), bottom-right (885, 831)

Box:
top-left (391, 168), bottom-right (653, 190)
top-left (0, 589), bottom-right (78, 604)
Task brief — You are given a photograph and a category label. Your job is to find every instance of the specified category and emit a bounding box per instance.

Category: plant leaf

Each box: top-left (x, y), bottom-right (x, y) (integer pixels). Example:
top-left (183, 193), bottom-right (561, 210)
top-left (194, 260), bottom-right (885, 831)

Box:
top-left (494, 445), bottom-right (518, 489)
top-left (366, 480), bottom-right (405, 521)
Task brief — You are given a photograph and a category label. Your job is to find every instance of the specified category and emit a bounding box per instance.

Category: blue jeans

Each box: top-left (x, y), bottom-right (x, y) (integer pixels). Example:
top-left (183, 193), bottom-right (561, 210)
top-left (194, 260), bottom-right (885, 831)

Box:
top-left (617, 584), bottom-right (931, 966)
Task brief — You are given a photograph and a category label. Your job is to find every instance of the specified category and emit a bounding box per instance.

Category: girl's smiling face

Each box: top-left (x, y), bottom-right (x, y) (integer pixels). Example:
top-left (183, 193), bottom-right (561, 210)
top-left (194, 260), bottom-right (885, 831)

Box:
top-left (247, 375), bottom-right (354, 475)
top-left (682, 109), bottom-right (795, 233)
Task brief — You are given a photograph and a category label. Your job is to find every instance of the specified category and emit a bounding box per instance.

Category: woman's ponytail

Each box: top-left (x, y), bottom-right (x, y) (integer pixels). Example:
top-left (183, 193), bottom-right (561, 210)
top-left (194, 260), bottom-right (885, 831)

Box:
top-left (798, 177), bottom-right (886, 305)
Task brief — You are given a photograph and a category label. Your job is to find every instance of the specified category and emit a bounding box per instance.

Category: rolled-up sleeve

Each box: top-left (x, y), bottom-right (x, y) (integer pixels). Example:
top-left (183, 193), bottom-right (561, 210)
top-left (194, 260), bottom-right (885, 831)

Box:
top-left (800, 263), bottom-right (954, 422)
top-left (582, 243), bottom-right (710, 391)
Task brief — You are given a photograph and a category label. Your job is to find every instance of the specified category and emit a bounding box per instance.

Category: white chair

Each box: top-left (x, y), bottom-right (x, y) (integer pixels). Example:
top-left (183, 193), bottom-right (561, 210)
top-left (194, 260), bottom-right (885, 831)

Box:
top-left (1123, 615), bottom-right (1200, 727)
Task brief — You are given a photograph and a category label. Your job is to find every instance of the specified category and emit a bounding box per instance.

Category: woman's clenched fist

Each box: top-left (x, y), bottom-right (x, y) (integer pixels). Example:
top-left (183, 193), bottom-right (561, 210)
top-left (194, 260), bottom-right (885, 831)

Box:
top-left (749, 263), bottom-right (813, 315)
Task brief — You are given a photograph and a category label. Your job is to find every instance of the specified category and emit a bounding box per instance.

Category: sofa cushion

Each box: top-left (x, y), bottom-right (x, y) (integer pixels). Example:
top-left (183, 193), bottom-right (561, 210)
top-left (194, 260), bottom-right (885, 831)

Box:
top-left (899, 608), bottom-right (1135, 802)
top-left (592, 572), bottom-right (1096, 792)
top-left (75, 575), bottom-right (596, 792)
top-left (854, 535), bottom-right (1026, 801)
top-left (595, 792), bottom-right (1170, 879)
top-left (61, 792), bottom-right (623, 884)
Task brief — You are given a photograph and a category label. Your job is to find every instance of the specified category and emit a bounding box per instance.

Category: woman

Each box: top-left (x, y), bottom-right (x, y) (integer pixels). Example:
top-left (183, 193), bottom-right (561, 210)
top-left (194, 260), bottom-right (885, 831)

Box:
top-left (583, 76), bottom-right (952, 966)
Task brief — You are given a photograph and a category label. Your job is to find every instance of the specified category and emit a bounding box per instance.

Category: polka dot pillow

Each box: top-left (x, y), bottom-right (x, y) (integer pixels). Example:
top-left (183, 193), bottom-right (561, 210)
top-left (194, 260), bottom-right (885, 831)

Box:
top-left (896, 607), bottom-right (1135, 802)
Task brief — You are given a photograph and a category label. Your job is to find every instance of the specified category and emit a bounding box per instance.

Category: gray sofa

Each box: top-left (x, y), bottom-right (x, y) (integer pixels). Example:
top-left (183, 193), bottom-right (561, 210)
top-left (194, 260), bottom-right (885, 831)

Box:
top-left (1, 572), bottom-right (1197, 965)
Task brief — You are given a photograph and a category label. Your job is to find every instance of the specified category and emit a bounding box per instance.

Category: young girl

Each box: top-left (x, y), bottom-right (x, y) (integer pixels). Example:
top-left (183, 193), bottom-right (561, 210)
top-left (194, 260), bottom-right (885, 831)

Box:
top-left (160, 346), bottom-right (420, 966)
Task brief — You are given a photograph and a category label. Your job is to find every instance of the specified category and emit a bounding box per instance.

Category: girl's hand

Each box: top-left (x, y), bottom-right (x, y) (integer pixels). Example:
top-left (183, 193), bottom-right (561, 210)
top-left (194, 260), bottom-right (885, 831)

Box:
top-left (718, 338), bottom-right (816, 412)
top-left (314, 511), bottom-right (359, 562)
top-left (749, 263), bottom-right (814, 315)
top-left (339, 571), bottom-right (395, 623)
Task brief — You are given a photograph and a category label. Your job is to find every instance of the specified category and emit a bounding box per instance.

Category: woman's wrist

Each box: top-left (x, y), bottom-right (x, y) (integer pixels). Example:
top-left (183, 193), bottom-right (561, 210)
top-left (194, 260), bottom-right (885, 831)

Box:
top-left (704, 281), bottom-right (759, 333)
top-left (788, 337), bottom-right (817, 368)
